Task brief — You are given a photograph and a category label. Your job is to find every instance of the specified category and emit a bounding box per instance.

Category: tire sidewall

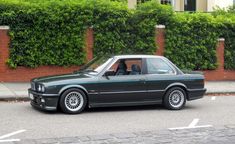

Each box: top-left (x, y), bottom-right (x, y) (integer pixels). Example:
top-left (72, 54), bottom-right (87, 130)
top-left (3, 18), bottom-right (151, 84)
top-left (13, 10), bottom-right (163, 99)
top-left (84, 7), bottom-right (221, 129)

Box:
top-left (164, 87), bottom-right (186, 110)
top-left (60, 88), bottom-right (87, 114)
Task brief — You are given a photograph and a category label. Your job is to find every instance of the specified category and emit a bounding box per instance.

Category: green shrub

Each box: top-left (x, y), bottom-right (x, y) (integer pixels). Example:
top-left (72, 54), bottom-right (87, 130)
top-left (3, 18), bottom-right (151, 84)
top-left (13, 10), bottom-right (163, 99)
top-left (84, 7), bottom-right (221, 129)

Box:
top-left (0, 0), bottom-right (235, 70)
top-left (127, 1), bottom-right (173, 54)
top-left (164, 13), bottom-right (219, 70)
top-left (0, 0), bottom-right (92, 68)
top-left (214, 13), bottom-right (235, 70)
top-left (91, 0), bottom-right (131, 55)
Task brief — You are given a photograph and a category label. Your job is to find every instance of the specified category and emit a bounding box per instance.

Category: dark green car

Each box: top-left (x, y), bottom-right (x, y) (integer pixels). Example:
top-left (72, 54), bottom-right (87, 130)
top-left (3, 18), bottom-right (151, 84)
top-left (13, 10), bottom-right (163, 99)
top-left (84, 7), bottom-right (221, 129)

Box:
top-left (28, 55), bottom-right (206, 114)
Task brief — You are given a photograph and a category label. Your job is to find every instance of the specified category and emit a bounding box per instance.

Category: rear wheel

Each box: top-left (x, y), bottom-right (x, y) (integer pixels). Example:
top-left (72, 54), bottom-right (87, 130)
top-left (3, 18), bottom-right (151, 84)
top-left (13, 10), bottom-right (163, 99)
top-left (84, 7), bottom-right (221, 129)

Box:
top-left (60, 88), bottom-right (87, 114)
top-left (163, 87), bottom-right (186, 110)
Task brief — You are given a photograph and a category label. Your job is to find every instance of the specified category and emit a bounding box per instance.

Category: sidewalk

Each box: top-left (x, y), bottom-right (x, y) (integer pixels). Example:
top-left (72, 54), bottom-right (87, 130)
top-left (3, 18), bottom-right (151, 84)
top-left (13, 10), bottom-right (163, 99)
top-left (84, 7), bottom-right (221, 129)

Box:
top-left (0, 81), bottom-right (234, 100)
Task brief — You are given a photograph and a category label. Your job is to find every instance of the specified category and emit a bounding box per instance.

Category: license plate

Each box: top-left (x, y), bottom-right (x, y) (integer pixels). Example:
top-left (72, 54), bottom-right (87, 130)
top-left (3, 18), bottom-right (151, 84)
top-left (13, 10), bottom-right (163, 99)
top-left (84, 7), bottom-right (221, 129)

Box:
top-left (29, 93), bottom-right (34, 100)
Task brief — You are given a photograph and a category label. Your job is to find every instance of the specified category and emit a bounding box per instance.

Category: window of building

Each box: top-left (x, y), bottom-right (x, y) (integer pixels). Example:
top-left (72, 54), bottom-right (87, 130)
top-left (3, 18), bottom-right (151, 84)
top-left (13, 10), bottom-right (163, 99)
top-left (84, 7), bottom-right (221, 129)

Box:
top-left (184, 0), bottom-right (196, 11)
top-left (161, 0), bottom-right (171, 5)
top-left (137, 0), bottom-right (151, 4)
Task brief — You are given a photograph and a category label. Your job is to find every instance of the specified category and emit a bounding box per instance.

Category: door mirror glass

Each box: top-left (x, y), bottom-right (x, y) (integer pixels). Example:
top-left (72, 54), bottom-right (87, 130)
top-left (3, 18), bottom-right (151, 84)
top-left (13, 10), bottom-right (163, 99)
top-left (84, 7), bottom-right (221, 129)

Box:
top-left (104, 70), bottom-right (115, 77)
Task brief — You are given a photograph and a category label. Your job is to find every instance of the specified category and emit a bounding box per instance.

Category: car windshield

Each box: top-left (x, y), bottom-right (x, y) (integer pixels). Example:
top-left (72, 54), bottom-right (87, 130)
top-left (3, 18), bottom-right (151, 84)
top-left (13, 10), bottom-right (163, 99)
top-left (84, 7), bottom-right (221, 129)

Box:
top-left (76, 56), bottom-right (113, 75)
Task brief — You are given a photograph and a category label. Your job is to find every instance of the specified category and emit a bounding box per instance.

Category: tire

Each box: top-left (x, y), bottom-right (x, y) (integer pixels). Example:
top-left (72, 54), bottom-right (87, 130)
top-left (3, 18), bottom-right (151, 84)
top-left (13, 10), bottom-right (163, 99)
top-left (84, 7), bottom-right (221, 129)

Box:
top-left (163, 87), bottom-right (186, 110)
top-left (59, 88), bottom-right (87, 114)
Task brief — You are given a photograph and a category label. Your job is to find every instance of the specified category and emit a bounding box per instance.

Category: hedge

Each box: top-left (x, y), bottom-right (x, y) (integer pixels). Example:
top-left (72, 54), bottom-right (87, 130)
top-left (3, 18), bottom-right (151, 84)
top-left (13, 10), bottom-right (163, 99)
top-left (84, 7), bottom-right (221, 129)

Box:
top-left (127, 1), bottom-right (173, 54)
top-left (0, 0), bottom-right (93, 68)
top-left (0, 0), bottom-right (235, 70)
top-left (164, 13), bottom-right (219, 70)
top-left (212, 12), bottom-right (235, 70)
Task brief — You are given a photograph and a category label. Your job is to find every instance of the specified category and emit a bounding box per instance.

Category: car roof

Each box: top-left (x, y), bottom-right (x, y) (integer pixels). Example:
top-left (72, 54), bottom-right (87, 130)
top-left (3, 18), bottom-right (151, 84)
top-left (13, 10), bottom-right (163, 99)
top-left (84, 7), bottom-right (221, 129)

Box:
top-left (113, 55), bottom-right (165, 59)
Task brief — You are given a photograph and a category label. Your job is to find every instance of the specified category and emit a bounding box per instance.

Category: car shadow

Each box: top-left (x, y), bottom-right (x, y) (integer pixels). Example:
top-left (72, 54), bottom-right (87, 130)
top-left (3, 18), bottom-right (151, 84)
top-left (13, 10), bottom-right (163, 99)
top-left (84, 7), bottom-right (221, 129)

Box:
top-left (85, 104), bottom-right (166, 113)
top-left (27, 103), bottom-right (201, 115)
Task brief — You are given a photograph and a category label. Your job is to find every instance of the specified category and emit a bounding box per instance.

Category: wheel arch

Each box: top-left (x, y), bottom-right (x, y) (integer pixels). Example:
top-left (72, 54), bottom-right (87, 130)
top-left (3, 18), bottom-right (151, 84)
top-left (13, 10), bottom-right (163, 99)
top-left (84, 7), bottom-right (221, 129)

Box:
top-left (57, 85), bottom-right (89, 108)
top-left (164, 83), bottom-right (188, 100)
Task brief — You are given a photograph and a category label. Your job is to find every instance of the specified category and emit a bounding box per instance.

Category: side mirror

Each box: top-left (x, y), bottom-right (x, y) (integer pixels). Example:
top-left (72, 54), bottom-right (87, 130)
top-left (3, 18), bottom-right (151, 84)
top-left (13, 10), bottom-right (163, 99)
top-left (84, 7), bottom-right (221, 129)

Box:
top-left (104, 71), bottom-right (110, 79)
top-left (104, 70), bottom-right (115, 79)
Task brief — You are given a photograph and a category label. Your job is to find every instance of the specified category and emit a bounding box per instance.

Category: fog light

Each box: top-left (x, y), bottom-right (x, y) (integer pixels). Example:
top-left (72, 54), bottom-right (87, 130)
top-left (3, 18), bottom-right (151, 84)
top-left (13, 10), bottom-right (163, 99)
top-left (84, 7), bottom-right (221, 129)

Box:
top-left (41, 98), bottom-right (45, 103)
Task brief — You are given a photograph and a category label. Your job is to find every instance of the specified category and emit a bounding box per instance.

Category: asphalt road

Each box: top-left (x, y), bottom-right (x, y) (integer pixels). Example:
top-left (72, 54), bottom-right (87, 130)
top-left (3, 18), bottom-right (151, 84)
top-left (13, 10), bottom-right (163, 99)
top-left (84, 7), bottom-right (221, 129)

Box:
top-left (0, 96), bottom-right (235, 141)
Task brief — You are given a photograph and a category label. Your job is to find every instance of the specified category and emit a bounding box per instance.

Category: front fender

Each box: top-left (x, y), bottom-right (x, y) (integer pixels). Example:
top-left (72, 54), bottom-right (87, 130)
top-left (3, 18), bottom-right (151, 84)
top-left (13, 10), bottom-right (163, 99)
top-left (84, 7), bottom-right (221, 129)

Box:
top-left (58, 85), bottom-right (88, 95)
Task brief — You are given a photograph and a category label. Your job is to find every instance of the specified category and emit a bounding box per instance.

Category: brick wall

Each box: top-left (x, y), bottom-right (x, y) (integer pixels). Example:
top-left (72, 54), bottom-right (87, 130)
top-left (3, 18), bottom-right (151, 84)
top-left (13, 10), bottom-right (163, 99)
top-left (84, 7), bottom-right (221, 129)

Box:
top-left (155, 25), bottom-right (235, 81)
top-left (0, 26), bottom-right (94, 82)
top-left (1, 25), bottom-right (235, 82)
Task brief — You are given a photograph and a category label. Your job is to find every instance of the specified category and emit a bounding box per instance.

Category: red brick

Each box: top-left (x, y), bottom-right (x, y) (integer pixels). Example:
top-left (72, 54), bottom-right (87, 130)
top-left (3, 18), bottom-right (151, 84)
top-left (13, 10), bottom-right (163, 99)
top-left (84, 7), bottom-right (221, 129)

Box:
top-left (155, 25), bottom-right (165, 56)
top-left (0, 28), bottom-right (93, 82)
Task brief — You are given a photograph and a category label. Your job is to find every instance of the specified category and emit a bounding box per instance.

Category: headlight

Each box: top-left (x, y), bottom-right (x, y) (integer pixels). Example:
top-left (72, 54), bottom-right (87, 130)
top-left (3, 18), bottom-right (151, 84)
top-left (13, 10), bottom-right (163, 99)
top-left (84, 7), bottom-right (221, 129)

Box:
top-left (37, 84), bottom-right (45, 92)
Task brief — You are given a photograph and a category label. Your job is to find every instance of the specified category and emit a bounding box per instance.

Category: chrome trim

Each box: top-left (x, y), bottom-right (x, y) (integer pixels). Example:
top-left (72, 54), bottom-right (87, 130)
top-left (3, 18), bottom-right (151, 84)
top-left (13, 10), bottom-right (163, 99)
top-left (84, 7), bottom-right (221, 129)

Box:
top-left (28, 89), bottom-right (58, 97)
top-left (44, 106), bottom-right (57, 111)
top-left (100, 90), bottom-right (147, 94)
top-left (187, 88), bottom-right (207, 92)
top-left (147, 90), bottom-right (165, 92)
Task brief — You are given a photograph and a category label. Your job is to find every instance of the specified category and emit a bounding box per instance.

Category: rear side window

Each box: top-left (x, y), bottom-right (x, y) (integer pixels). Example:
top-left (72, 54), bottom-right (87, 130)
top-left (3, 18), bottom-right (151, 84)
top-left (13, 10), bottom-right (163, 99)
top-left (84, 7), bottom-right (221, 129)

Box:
top-left (146, 58), bottom-right (175, 74)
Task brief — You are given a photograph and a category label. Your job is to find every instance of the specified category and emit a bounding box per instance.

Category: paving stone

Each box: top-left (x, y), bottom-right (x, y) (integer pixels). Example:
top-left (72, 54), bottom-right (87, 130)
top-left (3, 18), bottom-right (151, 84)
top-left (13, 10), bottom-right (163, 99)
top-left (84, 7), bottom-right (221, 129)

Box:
top-left (112, 133), bottom-right (137, 139)
top-left (14, 139), bottom-right (36, 144)
top-left (76, 136), bottom-right (90, 142)
top-left (35, 138), bottom-right (58, 144)
top-left (13, 126), bottom-right (235, 144)
top-left (88, 134), bottom-right (113, 141)
top-left (225, 124), bottom-right (235, 129)
top-left (58, 137), bottom-right (79, 143)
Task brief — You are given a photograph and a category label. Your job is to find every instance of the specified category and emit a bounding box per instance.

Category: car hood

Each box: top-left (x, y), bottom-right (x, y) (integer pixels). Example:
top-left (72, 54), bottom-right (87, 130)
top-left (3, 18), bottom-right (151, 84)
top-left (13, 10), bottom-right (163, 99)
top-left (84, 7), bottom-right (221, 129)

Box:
top-left (32, 73), bottom-right (92, 84)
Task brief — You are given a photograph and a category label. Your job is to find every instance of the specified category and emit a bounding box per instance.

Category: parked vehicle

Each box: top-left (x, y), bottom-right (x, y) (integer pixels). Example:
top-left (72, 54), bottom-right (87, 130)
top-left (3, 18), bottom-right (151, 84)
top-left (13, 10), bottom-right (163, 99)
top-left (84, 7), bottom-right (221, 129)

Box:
top-left (28, 55), bottom-right (206, 114)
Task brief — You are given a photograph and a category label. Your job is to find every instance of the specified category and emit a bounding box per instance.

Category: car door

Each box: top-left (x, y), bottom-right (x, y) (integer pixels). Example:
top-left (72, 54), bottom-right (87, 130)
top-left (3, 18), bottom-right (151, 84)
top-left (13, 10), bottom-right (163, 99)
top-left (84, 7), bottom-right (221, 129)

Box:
top-left (94, 58), bottom-right (147, 105)
top-left (145, 57), bottom-right (177, 102)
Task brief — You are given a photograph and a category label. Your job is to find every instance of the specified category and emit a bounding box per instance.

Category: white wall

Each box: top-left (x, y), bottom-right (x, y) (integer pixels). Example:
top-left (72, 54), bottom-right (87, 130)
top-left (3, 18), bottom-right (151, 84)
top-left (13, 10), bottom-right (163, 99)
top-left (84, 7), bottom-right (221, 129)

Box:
top-left (207, 0), bottom-right (233, 12)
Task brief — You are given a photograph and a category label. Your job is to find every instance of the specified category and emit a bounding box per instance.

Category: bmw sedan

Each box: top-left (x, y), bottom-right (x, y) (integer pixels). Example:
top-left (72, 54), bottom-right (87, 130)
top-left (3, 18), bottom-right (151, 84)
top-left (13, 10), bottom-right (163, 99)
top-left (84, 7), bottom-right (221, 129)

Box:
top-left (28, 55), bottom-right (206, 114)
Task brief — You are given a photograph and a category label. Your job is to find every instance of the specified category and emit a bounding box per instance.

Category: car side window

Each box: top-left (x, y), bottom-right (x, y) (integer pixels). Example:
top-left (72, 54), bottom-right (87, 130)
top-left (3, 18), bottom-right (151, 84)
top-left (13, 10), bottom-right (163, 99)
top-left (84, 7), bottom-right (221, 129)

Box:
top-left (105, 59), bottom-right (142, 76)
top-left (146, 58), bottom-right (174, 74)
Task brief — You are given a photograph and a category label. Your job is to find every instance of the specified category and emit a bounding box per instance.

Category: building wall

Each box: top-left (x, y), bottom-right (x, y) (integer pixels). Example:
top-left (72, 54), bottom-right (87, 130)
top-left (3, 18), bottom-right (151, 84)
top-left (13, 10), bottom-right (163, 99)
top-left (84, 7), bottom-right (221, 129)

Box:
top-left (171, 0), bottom-right (184, 11)
top-left (128, 0), bottom-right (137, 9)
top-left (197, 0), bottom-right (207, 12)
top-left (207, 0), bottom-right (233, 12)
top-left (128, 0), bottom-right (233, 11)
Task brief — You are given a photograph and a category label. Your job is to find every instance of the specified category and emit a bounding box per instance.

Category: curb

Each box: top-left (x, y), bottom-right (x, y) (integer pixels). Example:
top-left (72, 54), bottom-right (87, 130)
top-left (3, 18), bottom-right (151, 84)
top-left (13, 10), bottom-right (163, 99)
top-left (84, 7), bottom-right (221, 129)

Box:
top-left (0, 97), bottom-right (30, 101)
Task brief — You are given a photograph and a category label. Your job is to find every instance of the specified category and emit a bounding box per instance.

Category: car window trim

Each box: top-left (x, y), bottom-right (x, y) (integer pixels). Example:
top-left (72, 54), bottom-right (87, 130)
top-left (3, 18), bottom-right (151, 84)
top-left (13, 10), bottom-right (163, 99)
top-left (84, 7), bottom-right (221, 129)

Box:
top-left (99, 57), bottom-right (144, 77)
top-left (145, 57), bottom-right (177, 75)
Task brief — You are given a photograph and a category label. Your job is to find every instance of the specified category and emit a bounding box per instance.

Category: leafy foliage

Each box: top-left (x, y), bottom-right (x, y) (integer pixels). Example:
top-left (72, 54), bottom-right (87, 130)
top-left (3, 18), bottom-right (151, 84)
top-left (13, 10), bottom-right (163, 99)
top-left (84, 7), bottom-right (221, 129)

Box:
top-left (127, 1), bottom-right (173, 54)
top-left (0, 0), bottom-right (235, 70)
top-left (0, 0), bottom-right (93, 68)
top-left (214, 12), bottom-right (235, 70)
top-left (164, 13), bottom-right (219, 70)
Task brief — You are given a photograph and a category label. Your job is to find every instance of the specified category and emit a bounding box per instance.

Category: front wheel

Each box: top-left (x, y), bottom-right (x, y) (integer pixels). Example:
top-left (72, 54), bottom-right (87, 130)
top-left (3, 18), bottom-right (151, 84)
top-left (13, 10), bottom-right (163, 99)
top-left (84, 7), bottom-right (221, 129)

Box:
top-left (59, 88), bottom-right (87, 114)
top-left (163, 87), bottom-right (186, 110)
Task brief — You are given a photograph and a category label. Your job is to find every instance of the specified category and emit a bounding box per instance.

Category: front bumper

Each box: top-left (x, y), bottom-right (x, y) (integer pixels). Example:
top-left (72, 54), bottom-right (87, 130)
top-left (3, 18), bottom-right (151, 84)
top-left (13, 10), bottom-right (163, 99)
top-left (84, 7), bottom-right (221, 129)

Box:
top-left (28, 89), bottom-right (59, 111)
top-left (187, 88), bottom-right (206, 101)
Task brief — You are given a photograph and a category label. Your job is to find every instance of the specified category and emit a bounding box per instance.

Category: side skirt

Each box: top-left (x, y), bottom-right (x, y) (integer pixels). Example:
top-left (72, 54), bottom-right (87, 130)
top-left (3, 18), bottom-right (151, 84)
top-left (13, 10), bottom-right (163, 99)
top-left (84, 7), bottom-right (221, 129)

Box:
top-left (88, 100), bottom-right (162, 108)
